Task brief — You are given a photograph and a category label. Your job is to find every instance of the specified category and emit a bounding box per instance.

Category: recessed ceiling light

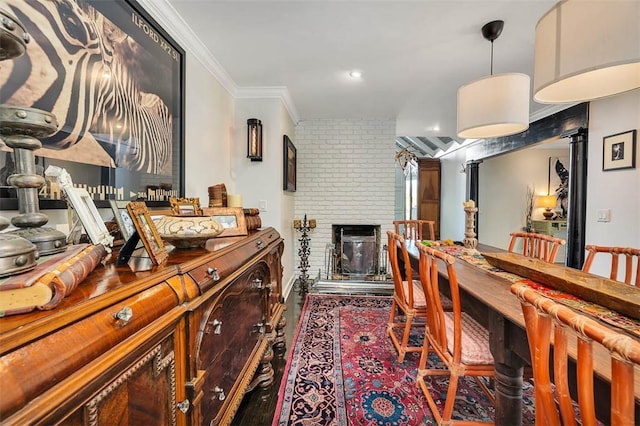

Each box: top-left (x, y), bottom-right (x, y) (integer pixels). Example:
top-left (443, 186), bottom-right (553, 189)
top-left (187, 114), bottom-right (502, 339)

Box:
top-left (349, 70), bottom-right (363, 78)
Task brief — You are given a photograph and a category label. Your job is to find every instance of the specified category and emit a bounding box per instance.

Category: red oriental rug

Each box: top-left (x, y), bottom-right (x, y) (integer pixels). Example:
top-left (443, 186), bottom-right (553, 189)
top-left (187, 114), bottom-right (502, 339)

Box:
top-left (272, 294), bottom-right (535, 425)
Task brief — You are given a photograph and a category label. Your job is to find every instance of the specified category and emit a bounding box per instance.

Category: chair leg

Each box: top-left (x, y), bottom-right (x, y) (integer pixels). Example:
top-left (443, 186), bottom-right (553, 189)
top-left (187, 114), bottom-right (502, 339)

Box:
top-left (397, 311), bottom-right (414, 362)
top-left (441, 372), bottom-right (460, 424)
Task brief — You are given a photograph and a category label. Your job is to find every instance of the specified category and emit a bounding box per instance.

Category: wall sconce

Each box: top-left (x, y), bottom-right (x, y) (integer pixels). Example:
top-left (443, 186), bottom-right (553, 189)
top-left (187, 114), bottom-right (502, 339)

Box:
top-left (247, 118), bottom-right (262, 161)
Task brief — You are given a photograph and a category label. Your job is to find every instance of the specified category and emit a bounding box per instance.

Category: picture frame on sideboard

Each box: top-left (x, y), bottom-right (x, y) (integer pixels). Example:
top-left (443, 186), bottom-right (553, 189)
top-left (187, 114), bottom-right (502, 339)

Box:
top-left (202, 207), bottom-right (248, 237)
top-left (126, 202), bottom-right (168, 265)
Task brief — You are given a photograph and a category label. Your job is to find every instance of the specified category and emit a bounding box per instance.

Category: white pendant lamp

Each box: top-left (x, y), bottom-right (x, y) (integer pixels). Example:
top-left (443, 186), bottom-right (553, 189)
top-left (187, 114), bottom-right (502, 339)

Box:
top-left (534, 0), bottom-right (640, 103)
top-left (457, 20), bottom-right (530, 139)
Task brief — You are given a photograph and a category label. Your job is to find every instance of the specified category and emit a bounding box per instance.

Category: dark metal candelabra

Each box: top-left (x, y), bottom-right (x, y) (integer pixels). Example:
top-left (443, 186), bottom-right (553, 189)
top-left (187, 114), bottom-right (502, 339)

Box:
top-left (293, 214), bottom-right (316, 293)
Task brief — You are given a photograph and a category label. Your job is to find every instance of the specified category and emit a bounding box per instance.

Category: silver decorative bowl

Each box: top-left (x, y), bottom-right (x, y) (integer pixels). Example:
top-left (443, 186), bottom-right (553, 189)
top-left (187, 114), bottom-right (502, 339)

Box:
top-left (153, 215), bottom-right (223, 249)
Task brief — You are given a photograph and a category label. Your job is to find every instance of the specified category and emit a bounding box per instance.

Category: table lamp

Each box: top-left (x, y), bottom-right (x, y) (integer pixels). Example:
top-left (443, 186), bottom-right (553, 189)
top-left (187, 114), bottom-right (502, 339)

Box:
top-left (537, 195), bottom-right (556, 220)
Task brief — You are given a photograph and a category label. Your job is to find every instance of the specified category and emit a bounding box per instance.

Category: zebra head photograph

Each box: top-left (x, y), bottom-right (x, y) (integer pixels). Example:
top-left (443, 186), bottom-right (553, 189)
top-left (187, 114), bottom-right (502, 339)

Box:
top-left (0, 0), bottom-right (182, 178)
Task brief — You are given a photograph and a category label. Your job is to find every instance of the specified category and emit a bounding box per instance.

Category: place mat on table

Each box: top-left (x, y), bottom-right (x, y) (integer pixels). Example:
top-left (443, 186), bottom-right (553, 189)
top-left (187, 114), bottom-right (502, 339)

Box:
top-left (433, 244), bottom-right (640, 338)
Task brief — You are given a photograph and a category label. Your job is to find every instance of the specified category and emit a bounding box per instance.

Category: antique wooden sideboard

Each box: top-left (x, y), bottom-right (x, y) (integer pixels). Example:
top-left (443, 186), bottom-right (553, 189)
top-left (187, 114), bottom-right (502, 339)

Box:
top-left (0, 227), bottom-right (285, 425)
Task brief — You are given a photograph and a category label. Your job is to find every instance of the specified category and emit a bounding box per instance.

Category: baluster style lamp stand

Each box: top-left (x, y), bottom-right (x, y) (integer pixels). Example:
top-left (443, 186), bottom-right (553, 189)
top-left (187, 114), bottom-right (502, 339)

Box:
top-left (463, 200), bottom-right (479, 254)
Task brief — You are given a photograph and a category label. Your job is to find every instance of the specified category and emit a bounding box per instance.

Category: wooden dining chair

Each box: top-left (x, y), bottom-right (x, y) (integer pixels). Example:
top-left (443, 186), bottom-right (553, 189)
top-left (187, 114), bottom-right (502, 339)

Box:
top-left (416, 241), bottom-right (495, 425)
top-left (393, 219), bottom-right (436, 241)
top-left (508, 231), bottom-right (566, 263)
top-left (387, 230), bottom-right (429, 362)
top-left (581, 245), bottom-right (640, 286)
top-left (511, 282), bottom-right (640, 425)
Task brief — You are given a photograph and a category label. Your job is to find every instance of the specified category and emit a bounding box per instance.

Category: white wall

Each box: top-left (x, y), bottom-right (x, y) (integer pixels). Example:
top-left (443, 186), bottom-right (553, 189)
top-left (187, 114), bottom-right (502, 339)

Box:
top-left (294, 118), bottom-right (396, 279)
top-left (233, 98), bottom-right (297, 293)
top-left (477, 147), bottom-right (569, 249)
top-left (584, 90), bottom-right (640, 277)
top-left (184, 56), bottom-right (234, 203)
top-left (439, 147), bottom-right (468, 242)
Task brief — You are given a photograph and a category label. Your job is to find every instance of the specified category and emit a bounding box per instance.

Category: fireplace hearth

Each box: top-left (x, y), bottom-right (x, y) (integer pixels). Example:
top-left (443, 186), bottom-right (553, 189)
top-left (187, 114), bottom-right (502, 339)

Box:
top-left (312, 224), bottom-right (392, 294)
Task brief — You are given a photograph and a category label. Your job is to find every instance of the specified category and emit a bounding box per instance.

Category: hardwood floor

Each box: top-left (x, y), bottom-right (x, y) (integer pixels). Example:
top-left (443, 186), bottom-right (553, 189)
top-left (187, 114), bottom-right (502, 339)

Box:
top-left (232, 287), bottom-right (306, 426)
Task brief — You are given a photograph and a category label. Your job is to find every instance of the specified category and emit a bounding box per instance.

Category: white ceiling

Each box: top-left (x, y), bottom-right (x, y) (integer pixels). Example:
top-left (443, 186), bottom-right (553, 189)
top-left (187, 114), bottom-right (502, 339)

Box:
top-left (166, 0), bottom-right (561, 140)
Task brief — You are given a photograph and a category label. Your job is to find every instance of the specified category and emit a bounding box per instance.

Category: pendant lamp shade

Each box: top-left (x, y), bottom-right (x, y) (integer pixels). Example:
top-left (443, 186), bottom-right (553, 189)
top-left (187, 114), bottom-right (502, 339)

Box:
top-left (533, 0), bottom-right (640, 103)
top-left (457, 20), bottom-right (530, 139)
top-left (457, 73), bottom-right (530, 139)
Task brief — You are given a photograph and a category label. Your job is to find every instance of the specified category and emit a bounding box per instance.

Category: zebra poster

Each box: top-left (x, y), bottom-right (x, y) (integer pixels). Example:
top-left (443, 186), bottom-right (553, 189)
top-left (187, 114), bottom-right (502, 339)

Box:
top-left (0, 0), bottom-right (184, 205)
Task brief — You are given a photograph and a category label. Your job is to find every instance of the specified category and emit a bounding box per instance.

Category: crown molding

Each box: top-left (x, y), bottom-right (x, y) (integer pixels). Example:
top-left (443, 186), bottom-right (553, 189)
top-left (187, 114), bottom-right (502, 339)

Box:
top-left (235, 87), bottom-right (300, 124)
top-left (136, 0), bottom-right (300, 124)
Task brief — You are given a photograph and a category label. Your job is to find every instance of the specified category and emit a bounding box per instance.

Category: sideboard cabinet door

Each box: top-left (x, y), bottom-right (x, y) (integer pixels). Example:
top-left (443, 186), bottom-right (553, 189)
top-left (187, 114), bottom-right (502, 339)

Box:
top-left (195, 262), bottom-right (270, 426)
top-left (66, 329), bottom-right (183, 426)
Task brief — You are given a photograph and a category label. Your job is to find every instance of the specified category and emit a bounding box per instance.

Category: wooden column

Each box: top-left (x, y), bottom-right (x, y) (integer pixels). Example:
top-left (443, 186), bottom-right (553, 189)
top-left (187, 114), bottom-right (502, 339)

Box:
top-left (465, 160), bottom-right (483, 237)
top-left (567, 129), bottom-right (588, 268)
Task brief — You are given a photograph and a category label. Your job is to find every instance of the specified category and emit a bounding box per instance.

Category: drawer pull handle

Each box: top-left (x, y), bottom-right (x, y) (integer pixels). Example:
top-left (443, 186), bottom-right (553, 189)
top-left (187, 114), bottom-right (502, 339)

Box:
top-left (207, 267), bottom-right (220, 281)
top-left (213, 386), bottom-right (226, 401)
top-left (252, 278), bottom-right (264, 290)
top-left (114, 306), bottom-right (133, 326)
top-left (176, 399), bottom-right (190, 413)
top-left (256, 240), bottom-right (264, 249)
top-left (253, 322), bottom-right (265, 334)
top-left (209, 319), bottom-right (222, 334)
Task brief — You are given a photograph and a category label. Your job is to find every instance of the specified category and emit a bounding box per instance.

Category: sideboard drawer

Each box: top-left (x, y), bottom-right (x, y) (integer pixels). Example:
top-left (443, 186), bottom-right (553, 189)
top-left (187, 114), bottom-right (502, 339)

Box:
top-left (187, 232), bottom-right (278, 293)
top-left (0, 283), bottom-right (179, 419)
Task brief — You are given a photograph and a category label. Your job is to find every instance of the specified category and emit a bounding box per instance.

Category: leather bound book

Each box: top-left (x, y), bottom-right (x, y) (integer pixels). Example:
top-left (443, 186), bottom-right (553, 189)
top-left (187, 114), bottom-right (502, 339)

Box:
top-left (0, 244), bottom-right (108, 316)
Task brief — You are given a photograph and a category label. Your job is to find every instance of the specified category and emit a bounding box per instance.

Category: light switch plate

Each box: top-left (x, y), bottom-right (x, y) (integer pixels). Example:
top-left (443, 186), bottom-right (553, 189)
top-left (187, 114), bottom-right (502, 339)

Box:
top-left (259, 200), bottom-right (267, 212)
top-left (596, 209), bottom-right (610, 222)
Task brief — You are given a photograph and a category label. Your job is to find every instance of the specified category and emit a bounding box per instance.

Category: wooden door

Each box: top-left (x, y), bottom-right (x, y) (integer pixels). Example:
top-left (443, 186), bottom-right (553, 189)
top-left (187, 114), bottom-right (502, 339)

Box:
top-left (417, 159), bottom-right (441, 240)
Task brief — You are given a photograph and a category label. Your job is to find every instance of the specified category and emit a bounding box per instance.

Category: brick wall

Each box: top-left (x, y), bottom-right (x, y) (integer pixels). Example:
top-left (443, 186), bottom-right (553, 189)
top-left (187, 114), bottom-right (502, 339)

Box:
top-left (293, 118), bottom-right (396, 280)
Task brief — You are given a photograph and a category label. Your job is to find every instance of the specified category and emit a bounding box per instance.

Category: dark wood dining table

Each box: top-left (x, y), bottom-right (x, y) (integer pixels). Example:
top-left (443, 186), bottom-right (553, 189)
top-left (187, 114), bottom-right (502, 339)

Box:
top-left (403, 240), bottom-right (640, 425)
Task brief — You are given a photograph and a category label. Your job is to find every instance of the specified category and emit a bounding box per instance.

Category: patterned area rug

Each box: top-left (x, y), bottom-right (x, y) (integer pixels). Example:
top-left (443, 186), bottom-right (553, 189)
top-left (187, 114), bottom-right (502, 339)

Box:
top-left (272, 294), bottom-right (535, 425)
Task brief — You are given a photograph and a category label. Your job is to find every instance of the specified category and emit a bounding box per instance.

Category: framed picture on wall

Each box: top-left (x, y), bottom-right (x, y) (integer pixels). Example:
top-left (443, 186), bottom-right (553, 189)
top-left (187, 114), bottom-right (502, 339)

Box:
top-left (283, 135), bottom-right (297, 192)
top-left (603, 130), bottom-right (636, 171)
top-left (0, 0), bottom-right (185, 210)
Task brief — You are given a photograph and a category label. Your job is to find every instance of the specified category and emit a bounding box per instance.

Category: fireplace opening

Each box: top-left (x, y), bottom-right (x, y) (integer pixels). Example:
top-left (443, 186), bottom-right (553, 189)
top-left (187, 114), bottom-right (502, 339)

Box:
top-left (325, 224), bottom-right (387, 281)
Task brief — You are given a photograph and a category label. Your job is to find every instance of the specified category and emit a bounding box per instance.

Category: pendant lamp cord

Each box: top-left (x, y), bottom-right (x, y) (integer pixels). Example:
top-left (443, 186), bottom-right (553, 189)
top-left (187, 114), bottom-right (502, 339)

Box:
top-left (490, 40), bottom-right (494, 75)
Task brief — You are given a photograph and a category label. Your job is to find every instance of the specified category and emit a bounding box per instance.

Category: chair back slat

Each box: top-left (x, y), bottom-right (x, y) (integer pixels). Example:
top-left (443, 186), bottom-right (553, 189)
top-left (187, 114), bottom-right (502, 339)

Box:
top-left (393, 219), bottom-right (436, 241)
top-left (417, 241), bottom-right (447, 352)
top-left (511, 283), bottom-right (640, 425)
top-left (417, 242), bottom-right (462, 361)
top-left (387, 231), bottom-right (415, 307)
top-left (508, 231), bottom-right (566, 263)
top-left (582, 245), bottom-right (640, 286)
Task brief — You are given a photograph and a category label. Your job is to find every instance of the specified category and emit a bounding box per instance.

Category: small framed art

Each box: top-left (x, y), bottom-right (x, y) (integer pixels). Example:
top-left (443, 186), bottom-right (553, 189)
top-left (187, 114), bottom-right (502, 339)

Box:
top-left (202, 207), bottom-right (248, 237)
top-left (283, 135), bottom-right (297, 192)
top-left (109, 200), bottom-right (135, 241)
top-left (603, 130), bottom-right (636, 171)
top-left (169, 197), bottom-right (202, 216)
top-left (65, 187), bottom-right (114, 249)
top-left (126, 202), bottom-right (168, 265)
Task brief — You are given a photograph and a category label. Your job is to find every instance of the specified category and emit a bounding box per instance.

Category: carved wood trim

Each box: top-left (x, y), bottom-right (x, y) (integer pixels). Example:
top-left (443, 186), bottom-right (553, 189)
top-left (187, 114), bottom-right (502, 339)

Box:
top-left (84, 345), bottom-right (177, 426)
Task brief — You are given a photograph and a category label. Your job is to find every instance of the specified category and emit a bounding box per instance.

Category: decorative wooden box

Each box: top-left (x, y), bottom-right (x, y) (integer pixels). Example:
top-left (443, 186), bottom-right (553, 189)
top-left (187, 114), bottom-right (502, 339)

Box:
top-left (483, 252), bottom-right (640, 321)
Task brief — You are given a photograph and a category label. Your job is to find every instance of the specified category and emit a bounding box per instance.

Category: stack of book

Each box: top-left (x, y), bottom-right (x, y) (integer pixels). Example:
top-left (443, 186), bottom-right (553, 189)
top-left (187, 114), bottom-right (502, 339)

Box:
top-left (244, 208), bottom-right (261, 231)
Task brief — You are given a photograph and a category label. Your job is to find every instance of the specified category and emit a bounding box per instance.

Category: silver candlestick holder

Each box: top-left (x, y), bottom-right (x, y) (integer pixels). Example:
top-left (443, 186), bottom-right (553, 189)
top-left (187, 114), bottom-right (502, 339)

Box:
top-left (293, 214), bottom-right (316, 293)
top-left (0, 1), bottom-right (67, 257)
